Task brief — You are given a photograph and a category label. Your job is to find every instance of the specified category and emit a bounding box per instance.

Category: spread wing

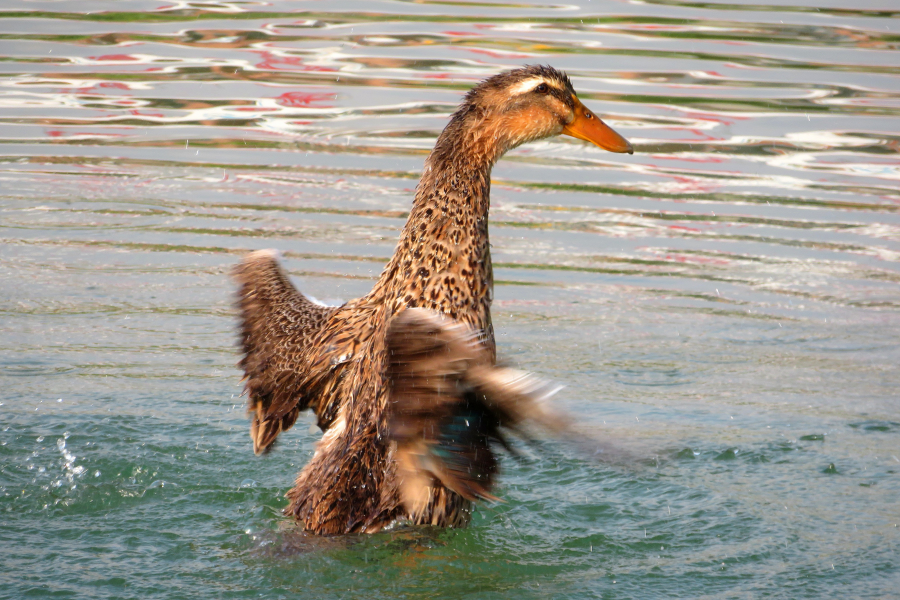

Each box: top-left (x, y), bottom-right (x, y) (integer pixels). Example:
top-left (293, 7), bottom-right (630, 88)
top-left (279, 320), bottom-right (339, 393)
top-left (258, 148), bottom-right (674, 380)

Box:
top-left (386, 308), bottom-right (564, 516)
top-left (233, 250), bottom-right (340, 454)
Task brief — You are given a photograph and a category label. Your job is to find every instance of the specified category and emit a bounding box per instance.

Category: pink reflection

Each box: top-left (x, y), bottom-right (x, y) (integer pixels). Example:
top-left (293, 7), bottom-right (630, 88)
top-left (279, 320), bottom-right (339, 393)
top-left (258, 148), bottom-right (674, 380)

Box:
top-left (44, 129), bottom-right (128, 139)
top-left (679, 109), bottom-right (749, 127)
top-left (650, 155), bottom-right (727, 164)
top-left (128, 109), bottom-right (165, 118)
top-left (643, 174), bottom-right (722, 195)
top-left (73, 82), bottom-right (135, 101)
top-left (97, 82), bottom-right (130, 90)
top-left (615, 24), bottom-right (696, 32)
top-left (253, 51), bottom-right (337, 72)
top-left (672, 175), bottom-right (720, 192)
top-left (672, 127), bottom-right (721, 142)
top-left (275, 91), bottom-right (335, 107)
top-left (465, 48), bottom-right (532, 59)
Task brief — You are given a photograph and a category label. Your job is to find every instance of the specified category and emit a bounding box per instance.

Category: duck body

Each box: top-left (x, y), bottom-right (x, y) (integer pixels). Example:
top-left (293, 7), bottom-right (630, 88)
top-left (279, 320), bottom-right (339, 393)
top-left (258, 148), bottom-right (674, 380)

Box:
top-left (234, 65), bottom-right (632, 535)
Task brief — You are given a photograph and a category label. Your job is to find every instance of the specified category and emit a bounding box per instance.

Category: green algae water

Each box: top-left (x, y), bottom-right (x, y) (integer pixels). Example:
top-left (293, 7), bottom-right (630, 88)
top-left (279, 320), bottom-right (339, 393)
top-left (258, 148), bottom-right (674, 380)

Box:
top-left (1, 1), bottom-right (899, 598)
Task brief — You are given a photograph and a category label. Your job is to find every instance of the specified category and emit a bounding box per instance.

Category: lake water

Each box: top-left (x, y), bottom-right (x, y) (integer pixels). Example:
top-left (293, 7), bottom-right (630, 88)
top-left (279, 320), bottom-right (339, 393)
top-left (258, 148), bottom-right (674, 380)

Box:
top-left (1, 1), bottom-right (899, 598)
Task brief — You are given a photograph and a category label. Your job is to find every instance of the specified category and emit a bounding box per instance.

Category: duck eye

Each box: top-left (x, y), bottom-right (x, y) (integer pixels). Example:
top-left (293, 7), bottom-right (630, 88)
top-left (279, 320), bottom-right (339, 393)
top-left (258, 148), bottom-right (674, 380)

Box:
top-left (535, 83), bottom-right (549, 94)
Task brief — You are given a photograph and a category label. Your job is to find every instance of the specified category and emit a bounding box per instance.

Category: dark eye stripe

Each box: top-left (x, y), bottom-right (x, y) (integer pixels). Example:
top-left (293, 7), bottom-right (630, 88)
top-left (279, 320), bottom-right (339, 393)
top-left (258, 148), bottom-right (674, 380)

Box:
top-left (547, 86), bottom-right (573, 107)
top-left (525, 81), bottom-right (575, 109)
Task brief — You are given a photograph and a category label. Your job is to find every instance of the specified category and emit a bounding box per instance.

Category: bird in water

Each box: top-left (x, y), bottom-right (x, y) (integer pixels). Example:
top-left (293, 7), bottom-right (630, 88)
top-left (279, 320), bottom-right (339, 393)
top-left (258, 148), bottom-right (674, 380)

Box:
top-left (233, 65), bottom-right (633, 535)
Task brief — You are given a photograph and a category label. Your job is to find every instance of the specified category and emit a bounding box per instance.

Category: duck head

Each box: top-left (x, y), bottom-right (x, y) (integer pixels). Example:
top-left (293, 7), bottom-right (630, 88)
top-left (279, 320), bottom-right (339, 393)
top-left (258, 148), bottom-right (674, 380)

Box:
top-left (441, 65), bottom-right (633, 160)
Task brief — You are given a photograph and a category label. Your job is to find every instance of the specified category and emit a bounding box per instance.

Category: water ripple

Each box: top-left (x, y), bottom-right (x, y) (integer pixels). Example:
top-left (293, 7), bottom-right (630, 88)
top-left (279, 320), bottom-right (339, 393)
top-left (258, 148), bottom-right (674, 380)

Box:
top-left (2, 2), bottom-right (899, 599)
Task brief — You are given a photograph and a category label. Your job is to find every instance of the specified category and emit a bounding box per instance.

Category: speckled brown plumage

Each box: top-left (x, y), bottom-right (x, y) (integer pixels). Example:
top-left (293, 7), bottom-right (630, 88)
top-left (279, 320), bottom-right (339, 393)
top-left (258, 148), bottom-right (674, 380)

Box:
top-left (233, 65), bottom-right (632, 535)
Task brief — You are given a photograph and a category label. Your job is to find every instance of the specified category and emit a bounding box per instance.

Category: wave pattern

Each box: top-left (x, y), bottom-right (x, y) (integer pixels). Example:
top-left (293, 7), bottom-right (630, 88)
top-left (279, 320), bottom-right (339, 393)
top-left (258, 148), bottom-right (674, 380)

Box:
top-left (1, 3), bottom-right (898, 314)
top-left (1, 2), bottom-right (899, 600)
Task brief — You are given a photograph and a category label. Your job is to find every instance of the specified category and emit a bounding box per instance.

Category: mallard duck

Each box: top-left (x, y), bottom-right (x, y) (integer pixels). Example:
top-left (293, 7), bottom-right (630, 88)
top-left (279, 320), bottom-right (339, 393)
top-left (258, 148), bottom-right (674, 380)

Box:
top-left (234, 65), bottom-right (632, 535)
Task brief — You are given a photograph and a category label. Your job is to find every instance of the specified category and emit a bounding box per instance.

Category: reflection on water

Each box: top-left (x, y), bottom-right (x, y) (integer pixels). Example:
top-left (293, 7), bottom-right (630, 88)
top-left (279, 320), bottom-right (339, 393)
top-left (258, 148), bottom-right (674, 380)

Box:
top-left (1, 1), bottom-right (898, 599)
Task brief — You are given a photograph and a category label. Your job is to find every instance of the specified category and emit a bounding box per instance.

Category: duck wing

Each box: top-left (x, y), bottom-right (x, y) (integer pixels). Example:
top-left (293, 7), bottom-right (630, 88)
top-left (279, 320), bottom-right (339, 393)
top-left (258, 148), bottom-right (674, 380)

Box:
top-left (386, 308), bottom-right (564, 516)
top-left (233, 250), bottom-right (341, 454)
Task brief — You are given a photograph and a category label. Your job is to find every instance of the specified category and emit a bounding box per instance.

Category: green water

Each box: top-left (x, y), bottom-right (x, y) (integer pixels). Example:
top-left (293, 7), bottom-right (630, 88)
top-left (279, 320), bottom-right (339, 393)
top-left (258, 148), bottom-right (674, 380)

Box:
top-left (1, 1), bottom-right (899, 598)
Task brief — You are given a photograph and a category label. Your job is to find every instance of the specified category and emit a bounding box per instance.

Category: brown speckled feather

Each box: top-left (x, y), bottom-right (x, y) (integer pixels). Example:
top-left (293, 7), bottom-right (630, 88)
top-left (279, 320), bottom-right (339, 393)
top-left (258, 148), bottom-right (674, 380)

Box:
top-left (232, 65), bottom-right (630, 535)
top-left (233, 250), bottom-right (341, 454)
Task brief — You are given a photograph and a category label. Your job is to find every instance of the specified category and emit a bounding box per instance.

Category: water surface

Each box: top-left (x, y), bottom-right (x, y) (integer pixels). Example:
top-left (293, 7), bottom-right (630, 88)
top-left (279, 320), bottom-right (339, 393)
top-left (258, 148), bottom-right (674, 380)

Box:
top-left (1, 1), bottom-right (899, 598)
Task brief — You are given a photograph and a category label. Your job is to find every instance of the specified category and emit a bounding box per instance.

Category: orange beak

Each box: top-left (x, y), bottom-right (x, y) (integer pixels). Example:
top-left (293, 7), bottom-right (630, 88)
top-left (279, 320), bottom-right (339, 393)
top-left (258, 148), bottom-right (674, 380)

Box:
top-left (562, 97), bottom-right (633, 154)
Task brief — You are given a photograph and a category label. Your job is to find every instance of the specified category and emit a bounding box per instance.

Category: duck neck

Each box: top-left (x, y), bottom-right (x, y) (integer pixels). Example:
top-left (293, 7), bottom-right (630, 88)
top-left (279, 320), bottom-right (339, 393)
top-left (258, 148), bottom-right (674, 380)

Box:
top-left (375, 106), bottom-right (509, 320)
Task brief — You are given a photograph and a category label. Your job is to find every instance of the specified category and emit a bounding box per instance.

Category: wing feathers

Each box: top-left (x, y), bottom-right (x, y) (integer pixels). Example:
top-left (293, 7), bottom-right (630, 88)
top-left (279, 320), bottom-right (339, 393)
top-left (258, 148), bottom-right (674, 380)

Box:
top-left (233, 250), bottom-right (339, 454)
top-left (468, 365), bottom-right (569, 435)
top-left (386, 308), bottom-right (562, 515)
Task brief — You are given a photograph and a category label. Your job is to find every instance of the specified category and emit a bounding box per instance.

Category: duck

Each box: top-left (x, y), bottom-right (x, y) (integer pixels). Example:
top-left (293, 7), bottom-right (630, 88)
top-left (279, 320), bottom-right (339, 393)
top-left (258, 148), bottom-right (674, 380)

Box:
top-left (233, 65), bottom-right (633, 535)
